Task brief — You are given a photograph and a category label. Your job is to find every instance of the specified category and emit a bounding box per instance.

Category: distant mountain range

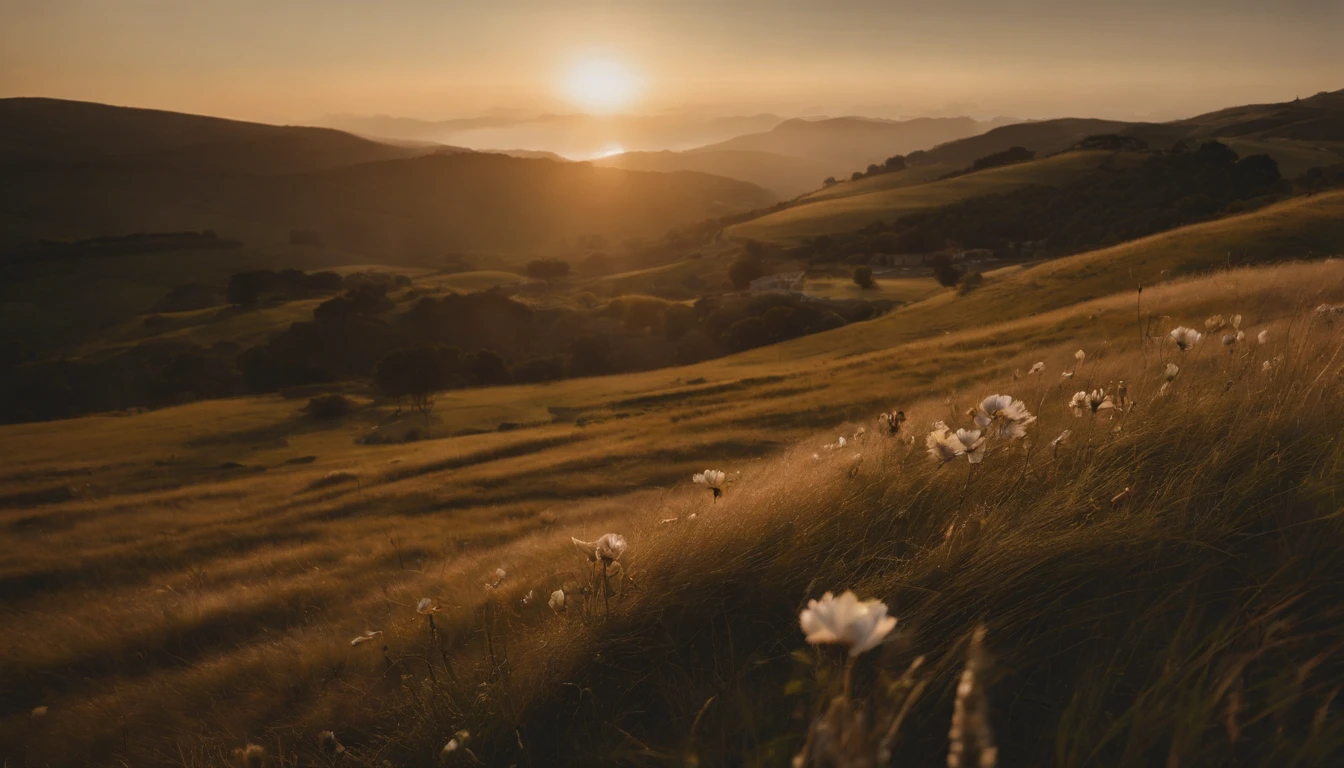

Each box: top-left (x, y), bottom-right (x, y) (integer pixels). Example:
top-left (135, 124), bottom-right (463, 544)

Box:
top-left (0, 98), bottom-right (776, 257)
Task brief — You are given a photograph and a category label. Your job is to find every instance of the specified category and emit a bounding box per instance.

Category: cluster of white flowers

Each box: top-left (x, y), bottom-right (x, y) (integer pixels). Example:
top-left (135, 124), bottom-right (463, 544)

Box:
top-left (693, 469), bottom-right (726, 500)
top-left (1317, 303), bottom-right (1344, 317)
top-left (924, 395), bottom-right (1034, 466)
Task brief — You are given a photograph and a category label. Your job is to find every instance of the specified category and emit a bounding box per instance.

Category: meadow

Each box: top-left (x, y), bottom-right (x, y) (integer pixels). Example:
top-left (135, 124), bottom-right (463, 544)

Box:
top-left (4, 225), bottom-right (1344, 764)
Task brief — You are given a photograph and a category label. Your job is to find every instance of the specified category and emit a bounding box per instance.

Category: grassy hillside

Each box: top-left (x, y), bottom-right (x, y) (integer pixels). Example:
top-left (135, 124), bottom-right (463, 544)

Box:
top-left (3, 255), bottom-right (1342, 766)
top-left (0, 97), bottom-right (434, 174)
top-left (594, 149), bottom-right (826, 199)
top-left (726, 150), bottom-right (1143, 242)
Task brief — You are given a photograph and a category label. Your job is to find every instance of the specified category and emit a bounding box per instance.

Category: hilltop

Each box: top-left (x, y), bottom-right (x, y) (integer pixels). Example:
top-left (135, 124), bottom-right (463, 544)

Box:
top-left (0, 99), bottom-right (777, 256)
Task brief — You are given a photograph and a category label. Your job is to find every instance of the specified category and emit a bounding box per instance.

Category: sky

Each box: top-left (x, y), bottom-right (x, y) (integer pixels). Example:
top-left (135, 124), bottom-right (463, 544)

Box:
top-left (1, 0), bottom-right (1341, 125)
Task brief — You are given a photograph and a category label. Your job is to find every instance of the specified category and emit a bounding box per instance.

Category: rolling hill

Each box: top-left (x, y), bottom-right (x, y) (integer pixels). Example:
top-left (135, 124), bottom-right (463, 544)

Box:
top-left (593, 148), bottom-right (829, 198)
top-left (726, 149), bottom-right (1142, 241)
top-left (0, 97), bottom-right (439, 174)
top-left (689, 115), bottom-right (1004, 175)
top-left (0, 100), bottom-right (777, 257)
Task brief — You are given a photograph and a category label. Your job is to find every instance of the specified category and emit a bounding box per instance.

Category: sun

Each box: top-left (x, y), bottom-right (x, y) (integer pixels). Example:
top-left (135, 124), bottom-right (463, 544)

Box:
top-left (562, 58), bottom-right (640, 115)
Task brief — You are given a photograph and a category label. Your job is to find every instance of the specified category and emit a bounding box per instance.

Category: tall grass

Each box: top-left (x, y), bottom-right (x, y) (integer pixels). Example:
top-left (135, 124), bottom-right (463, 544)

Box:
top-left (378, 307), bottom-right (1344, 766)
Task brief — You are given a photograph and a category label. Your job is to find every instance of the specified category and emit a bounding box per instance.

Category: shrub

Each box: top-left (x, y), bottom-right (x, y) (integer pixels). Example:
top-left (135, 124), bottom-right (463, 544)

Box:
top-left (930, 254), bottom-right (963, 287)
top-left (304, 393), bottom-right (357, 419)
top-left (728, 251), bottom-right (766, 291)
top-left (955, 271), bottom-right (985, 295)
top-left (372, 345), bottom-right (458, 412)
top-left (853, 265), bottom-right (875, 290)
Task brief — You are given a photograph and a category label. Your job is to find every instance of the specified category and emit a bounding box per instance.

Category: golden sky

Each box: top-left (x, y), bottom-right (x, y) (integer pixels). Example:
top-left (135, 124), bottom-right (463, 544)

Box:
top-left (1, 0), bottom-right (1340, 123)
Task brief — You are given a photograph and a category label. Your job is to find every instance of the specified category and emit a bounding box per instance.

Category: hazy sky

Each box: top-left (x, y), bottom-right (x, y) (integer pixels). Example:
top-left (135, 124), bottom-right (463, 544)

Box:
top-left (2, 0), bottom-right (1340, 124)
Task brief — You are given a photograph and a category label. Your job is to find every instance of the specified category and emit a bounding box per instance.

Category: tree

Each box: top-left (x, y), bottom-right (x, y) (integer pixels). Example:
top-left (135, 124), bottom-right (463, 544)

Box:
top-left (823, 176), bottom-right (838, 186)
top-left (728, 250), bottom-right (767, 291)
top-left (851, 171), bottom-right (864, 181)
top-left (227, 271), bottom-right (273, 306)
top-left (853, 265), bottom-right (875, 290)
top-left (465, 350), bottom-right (513, 386)
top-left (929, 254), bottom-right (963, 288)
top-left (884, 155), bottom-right (907, 171)
top-left (372, 346), bottom-right (457, 413)
top-left (526, 258), bottom-right (571, 282)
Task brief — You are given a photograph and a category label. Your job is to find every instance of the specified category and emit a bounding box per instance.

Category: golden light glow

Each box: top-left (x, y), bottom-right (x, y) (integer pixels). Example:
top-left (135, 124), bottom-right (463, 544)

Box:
top-left (562, 58), bottom-right (640, 115)
top-left (591, 144), bottom-right (625, 159)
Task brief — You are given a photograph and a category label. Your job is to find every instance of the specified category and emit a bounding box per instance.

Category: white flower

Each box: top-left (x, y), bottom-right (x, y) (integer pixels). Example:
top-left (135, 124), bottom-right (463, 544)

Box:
top-left (1231, 314), bottom-right (1242, 330)
top-left (595, 533), bottom-right (627, 562)
top-left (1051, 429), bottom-right (1071, 447)
top-left (837, 435), bottom-right (847, 448)
top-left (877, 410), bottom-right (906, 435)
top-left (521, 589), bottom-right (534, 606)
top-left (549, 589), bottom-right (566, 612)
top-left (926, 422), bottom-right (966, 464)
top-left (1222, 330), bottom-right (1244, 346)
top-left (1070, 389), bottom-right (1114, 416)
top-left (573, 537), bottom-right (600, 562)
top-left (853, 426), bottom-right (866, 439)
top-left (1028, 362), bottom-right (1045, 375)
top-left (1257, 329), bottom-right (1269, 344)
top-left (441, 739), bottom-right (460, 757)
top-left (416, 598), bottom-right (441, 615)
top-left (693, 469), bottom-right (726, 488)
top-left (1074, 349), bottom-right (1086, 366)
top-left (799, 591), bottom-right (898, 657)
top-left (350, 630), bottom-right (383, 647)
top-left (956, 428), bottom-right (985, 464)
top-left (974, 394), bottom-right (1036, 440)
top-left (1205, 314), bottom-right (1226, 332)
top-left (1262, 359), bottom-right (1274, 373)
top-left (1060, 371), bottom-right (1074, 379)
top-left (1170, 326), bottom-right (1202, 351)
top-left (1164, 363), bottom-right (1180, 382)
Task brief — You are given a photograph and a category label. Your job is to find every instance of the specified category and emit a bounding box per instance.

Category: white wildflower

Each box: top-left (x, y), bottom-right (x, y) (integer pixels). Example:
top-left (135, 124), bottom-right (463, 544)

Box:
top-left (415, 598), bottom-right (441, 615)
top-left (1170, 326), bottom-right (1202, 351)
top-left (974, 394), bottom-right (1036, 440)
top-left (1070, 389), bottom-right (1113, 417)
top-left (798, 591), bottom-right (897, 657)
top-left (595, 533), bottom-right (627, 562)
top-left (1257, 329), bottom-right (1268, 344)
top-left (956, 428), bottom-right (986, 464)
top-left (1205, 314), bottom-right (1227, 332)
top-left (1028, 362), bottom-right (1045, 375)
top-left (1051, 429), bottom-right (1071, 447)
top-left (549, 589), bottom-right (566, 612)
top-left (926, 422), bottom-right (966, 464)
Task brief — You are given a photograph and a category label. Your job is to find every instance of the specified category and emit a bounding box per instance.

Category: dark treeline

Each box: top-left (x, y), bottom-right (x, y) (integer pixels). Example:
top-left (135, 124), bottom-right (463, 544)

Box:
top-left (0, 283), bottom-right (887, 423)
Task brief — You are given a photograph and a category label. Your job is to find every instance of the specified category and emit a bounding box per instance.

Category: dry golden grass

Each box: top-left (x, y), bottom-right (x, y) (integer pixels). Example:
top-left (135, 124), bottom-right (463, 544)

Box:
top-left (3, 256), bottom-right (1344, 765)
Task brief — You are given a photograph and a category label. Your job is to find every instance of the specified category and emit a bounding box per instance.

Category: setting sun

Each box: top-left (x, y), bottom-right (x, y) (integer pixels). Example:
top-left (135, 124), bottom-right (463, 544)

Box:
top-left (562, 57), bottom-right (640, 114)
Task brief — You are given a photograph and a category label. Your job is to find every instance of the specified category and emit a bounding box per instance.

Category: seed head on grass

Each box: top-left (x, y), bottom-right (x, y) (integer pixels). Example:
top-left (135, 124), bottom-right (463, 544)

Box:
top-left (798, 591), bottom-right (897, 657)
top-left (948, 625), bottom-right (997, 768)
top-left (350, 630), bottom-right (383, 647)
top-left (485, 568), bottom-right (506, 590)
top-left (232, 744), bottom-right (267, 768)
top-left (416, 598), bottom-right (441, 615)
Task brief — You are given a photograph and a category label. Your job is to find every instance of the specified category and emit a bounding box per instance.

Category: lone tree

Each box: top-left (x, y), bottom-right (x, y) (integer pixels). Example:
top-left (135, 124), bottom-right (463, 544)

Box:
top-left (929, 254), bottom-right (963, 288)
top-left (853, 265), bottom-right (876, 290)
top-left (728, 250), bottom-right (766, 291)
top-left (372, 345), bottom-right (457, 413)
